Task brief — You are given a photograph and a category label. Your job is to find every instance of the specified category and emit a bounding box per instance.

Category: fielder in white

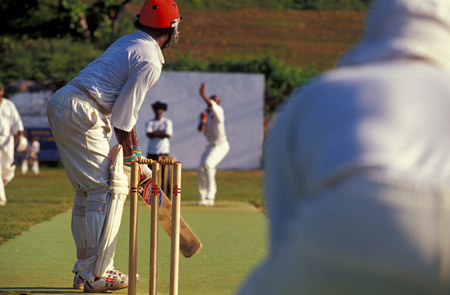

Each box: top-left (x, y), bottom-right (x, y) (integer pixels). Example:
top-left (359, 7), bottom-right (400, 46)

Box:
top-left (0, 82), bottom-right (27, 206)
top-left (21, 138), bottom-right (40, 175)
top-left (46, 0), bottom-right (181, 292)
top-left (237, 0), bottom-right (450, 294)
top-left (196, 82), bottom-right (230, 206)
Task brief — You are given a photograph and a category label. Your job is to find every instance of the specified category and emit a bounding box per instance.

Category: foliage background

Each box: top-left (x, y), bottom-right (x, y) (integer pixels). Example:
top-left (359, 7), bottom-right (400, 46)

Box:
top-left (0, 0), bottom-right (367, 114)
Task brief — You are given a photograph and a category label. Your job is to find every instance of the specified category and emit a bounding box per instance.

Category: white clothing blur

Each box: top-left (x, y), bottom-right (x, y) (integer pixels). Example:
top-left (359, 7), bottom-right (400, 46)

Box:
top-left (21, 140), bottom-right (40, 175)
top-left (237, 0), bottom-right (450, 294)
top-left (23, 140), bottom-right (40, 160)
top-left (0, 98), bottom-right (23, 136)
top-left (0, 98), bottom-right (24, 205)
top-left (145, 117), bottom-right (173, 154)
top-left (203, 100), bottom-right (227, 145)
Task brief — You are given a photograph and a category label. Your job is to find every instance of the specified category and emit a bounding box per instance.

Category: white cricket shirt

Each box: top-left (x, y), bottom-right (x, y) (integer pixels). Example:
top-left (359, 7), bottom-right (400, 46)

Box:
top-left (70, 30), bottom-right (164, 132)
top-left (203, 100), bottom-right (228, 145)
top-left (0, 98), bottom-right (23, 136)
top-left (145, 117), bottom-right (173, 154)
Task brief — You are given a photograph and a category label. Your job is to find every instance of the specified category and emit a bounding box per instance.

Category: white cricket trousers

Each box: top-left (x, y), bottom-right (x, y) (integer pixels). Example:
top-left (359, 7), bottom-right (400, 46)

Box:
top-left (47, 87), bottom-right (113, 282)
top-left (198, 141), bottom-right (229, 201)
top-left (0, 135), bottom-right (15, 204)
top-left (237, 176), bottom-right (450, 295)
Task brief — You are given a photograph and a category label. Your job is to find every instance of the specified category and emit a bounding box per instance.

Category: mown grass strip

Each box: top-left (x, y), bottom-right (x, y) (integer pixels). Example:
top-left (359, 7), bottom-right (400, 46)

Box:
top-left (0, 167), bottom-right (263, 246)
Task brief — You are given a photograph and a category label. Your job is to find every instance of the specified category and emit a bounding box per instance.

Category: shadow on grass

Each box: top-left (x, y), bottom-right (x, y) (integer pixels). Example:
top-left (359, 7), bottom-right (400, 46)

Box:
top-left (1, 288), bottom-right (81, 294)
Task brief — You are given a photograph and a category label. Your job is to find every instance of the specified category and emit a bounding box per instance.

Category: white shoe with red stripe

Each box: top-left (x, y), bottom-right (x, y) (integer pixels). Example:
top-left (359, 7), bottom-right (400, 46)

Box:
top-left (83, 269), bottom-right (140, 293)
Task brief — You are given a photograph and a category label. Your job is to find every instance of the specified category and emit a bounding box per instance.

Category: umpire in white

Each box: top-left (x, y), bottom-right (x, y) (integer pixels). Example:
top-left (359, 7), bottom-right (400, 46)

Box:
top-left (47, 0), bottom-right (181, 292)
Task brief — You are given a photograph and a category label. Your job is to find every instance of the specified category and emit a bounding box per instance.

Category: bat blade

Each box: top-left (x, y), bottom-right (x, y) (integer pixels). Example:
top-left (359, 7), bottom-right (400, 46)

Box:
top-left (138, 178), bottom-right (203, 258)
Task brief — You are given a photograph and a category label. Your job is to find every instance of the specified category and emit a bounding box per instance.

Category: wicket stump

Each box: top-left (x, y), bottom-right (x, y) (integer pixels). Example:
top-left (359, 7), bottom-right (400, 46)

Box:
top-left (129, 158), bottom-right (182, 295)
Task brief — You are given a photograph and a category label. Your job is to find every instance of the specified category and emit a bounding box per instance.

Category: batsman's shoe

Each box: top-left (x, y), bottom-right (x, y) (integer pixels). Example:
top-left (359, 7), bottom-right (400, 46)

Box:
top-left (83, 269), bottom-right (140, 293)
top-left (73, 272), bottom-right (85, 289)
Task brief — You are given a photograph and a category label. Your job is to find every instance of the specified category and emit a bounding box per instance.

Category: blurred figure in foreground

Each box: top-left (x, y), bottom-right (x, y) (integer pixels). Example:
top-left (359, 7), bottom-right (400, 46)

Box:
top-left (237, 0), bottom-right (450, 294)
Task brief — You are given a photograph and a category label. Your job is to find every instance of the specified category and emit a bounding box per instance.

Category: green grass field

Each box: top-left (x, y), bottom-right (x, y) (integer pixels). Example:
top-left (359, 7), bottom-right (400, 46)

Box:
top-left (0, 167), bottom-right (266, 295)
top-left (0, 167), bottom-right (264, 246)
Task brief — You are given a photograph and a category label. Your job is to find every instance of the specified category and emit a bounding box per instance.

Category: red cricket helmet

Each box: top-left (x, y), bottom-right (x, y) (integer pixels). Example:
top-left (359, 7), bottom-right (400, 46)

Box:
top-left (139, 0), bottom-right (180, 29)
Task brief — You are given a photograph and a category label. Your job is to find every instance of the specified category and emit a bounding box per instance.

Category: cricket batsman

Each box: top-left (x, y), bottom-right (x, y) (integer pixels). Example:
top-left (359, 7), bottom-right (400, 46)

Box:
top-left (46, 0), bottom-right (181, 292)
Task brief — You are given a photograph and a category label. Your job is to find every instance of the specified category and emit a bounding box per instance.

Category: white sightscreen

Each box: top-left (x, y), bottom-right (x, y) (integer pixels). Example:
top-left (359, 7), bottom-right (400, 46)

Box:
top-left (110, 71), bottom-right (265, 169)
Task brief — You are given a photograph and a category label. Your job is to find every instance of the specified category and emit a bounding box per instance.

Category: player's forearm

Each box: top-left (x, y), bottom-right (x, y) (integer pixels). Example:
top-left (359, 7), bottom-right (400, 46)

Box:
top-left (114, 127), bottom-right (134, 157)
top-left (200, 93), bottom-right (211, 106)
top-left (13, 130), bottom-right (24, 140)
top-left (147, 130), bottom-right (170, 138)
top-left (131, 126), bottom-right (139, 147)
top-left (199, 82), bottom-right (212, 106)
top-left (155, 130), bottom-right (170, 138)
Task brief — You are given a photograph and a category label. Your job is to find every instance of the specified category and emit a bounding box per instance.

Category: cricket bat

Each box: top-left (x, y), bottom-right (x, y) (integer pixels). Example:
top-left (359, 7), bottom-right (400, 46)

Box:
top-left (138, 178), bottom-right (203, 258)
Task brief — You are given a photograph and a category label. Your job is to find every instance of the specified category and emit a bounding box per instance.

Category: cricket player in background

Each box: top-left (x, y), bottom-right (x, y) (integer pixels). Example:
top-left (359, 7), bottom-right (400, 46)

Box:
top-left (0, 82), bottom-right (27, 206)
top-left (196, 82), bottom-right (229, 206)
top-left (46, 0), bottom-right (181, 292)
top-left (146, 100), bottom-right (172, 192)
top-left (145, 100), bottom-right (173, 161)
top-left (237, 0), bottom-right (450, 294)
top-left (21, 138), bottom-right (40, 175)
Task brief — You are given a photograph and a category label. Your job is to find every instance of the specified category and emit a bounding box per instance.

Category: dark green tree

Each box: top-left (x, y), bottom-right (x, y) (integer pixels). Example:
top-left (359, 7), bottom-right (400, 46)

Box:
top-left (0, 0), bottom-right (132, 43)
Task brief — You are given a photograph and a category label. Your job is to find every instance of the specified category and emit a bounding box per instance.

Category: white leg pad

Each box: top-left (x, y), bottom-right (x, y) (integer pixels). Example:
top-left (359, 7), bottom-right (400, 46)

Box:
top-left (72, 193), bottom-right (87, 273)
top-left (83, 195), bottom-right (108, 281)
top-left (93, 192), bottom-right (126, 278)
top-left (93, 144), bottom-right (129, 278)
